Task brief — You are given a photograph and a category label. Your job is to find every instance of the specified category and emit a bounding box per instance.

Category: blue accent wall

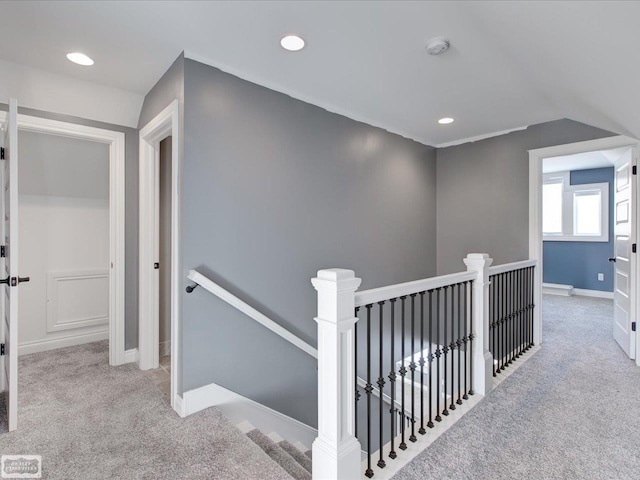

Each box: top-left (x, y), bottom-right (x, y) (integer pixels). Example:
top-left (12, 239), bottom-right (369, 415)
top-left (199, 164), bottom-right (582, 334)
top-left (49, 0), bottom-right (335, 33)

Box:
top-left (543, 167), bottom-right (614, 292)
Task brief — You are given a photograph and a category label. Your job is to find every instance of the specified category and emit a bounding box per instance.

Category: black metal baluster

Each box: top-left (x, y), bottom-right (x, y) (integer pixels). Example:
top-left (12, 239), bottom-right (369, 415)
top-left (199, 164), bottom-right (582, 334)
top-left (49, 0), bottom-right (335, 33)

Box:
top-left (524, 268), bottom-right (528, 352)
top-left (435, 288), bottom-right (442, 421)
top-left (355, 308), bottom-right (360, 438)
top-left (442, 286), bottom-right (449, 417)
top-left (520, 268), bottom-right (525, 356)
top-left (511, 269), bottom-right (516, 363)
top-left (419, 291), bottom-right (426, 435)
top-left (514, 270), bottom-right (522, 359)
top-left (377, 302), bottom-right (386, 469)
top-left (427, 290), bottom-right (434, 428)
top-left (469, 280), bottom-right (475, 396)
top-left (488, 276), bottom-right (493, 376)
top-left (449, 284), bottom-right (456, 412)
top-left (491, 275), bottom-right (497, 376)
top-left (462, 282), bottom-right (469, 400)
top-left (456, 283), bottom-right (462, 405)
top-left (512, 270), bottom-right (517, 360)
top-left (517, 268), bottom-right (522, 357)
top-left (502, 272), bottom-right (507, 370)
top-left (507, 272), bottom-right (513, 365)
top-left (498, 273), bottom-right (503, 372)
top-left (388, 299), bottom-right (397, 460)
top-left (530, 266), bottom-right (535, 348)
top-left (399, 296), bottom-right (407, 450)
top-left (365, 305), bottom-right (374, 478)
top-left (515, 268), bottom-right (520, 359)
top-left (409, 293), bottom-right (417, 442)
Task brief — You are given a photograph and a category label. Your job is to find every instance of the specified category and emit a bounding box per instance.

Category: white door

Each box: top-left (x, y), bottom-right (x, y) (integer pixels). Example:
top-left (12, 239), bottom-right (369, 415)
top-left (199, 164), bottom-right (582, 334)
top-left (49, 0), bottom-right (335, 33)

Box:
top-left (612, 148), bottom-right (636, 359)
top-left (2, 98), bottom-right (21, 430)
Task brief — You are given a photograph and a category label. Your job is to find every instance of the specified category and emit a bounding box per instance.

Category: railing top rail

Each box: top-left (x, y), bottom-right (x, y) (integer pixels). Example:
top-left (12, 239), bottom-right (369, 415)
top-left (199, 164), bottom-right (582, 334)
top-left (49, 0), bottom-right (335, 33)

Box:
top-left (187, 269), bottom-right (318, 359)
top-left (489, 259), bottom-right (537, 276)
top-left (354, 270), bottom-right (476, 307)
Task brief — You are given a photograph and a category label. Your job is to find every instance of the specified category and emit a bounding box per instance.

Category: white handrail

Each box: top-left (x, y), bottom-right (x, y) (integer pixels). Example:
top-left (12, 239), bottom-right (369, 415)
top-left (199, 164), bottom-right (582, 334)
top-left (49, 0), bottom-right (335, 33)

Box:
top-left (354, 270), bottom-right (476, 307)
top-left (489, 259), bottom-right (537, 276)
top-left (187, 269), bottom-right (318, 359)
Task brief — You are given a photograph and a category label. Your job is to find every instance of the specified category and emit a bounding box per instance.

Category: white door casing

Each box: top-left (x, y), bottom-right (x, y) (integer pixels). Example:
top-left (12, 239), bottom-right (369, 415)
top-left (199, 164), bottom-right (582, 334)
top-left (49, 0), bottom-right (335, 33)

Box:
top-left (612, 148), bottom-right (636, 358)
top-left (3, 98), bottom-right (20, 431)
top-left (138, 100), bottom-right (181, 413)
top-left (0, 112), bottom-right (127, 366)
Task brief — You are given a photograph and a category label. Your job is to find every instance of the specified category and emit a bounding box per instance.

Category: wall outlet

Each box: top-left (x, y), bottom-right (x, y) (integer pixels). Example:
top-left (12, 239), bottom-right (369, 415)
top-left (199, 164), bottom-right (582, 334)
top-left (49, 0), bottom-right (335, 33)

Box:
top-left (598, 273), bottom-right (604, 281)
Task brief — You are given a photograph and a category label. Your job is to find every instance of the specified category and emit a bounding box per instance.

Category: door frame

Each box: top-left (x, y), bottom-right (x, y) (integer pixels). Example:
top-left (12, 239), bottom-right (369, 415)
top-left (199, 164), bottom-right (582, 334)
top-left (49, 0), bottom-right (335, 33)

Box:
top-left (0, 110), bottom-right (127, 366)
top-left (528, 135), bottom-right (640, 361)
top-left (138, 100), bottom-right (180, 411)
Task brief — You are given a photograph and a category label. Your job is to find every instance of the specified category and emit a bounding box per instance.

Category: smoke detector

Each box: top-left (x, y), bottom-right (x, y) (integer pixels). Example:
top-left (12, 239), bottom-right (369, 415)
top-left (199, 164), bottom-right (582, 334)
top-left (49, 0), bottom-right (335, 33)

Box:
top-left (426, 37), bottom-right (450, 56)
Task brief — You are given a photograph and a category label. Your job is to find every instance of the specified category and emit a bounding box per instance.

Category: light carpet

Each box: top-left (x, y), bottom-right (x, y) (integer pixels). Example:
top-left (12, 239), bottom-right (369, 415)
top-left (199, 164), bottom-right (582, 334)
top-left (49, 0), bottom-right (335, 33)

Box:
top-left (0, 341), bottom-right (292, 480)
top-left (392, 294), bottom-right (640, 480)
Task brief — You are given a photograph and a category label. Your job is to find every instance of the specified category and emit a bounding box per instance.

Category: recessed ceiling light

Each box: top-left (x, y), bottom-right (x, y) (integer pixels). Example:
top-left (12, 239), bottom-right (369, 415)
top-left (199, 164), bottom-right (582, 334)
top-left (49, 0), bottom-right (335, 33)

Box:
top-left (66, 52), bottom-right (94, 66)
top-left (280, 35), bottom-right (305, 52)
top-left (438, 117), bottom-right (454, 125)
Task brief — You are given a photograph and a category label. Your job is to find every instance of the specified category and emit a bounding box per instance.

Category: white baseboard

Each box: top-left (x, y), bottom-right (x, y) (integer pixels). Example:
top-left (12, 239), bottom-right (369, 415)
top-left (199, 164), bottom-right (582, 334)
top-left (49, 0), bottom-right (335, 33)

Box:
top-left (124, 348), bottom-right (139, 364)
top-left (19, 330), bottom-right (108, 356)
top-left (174, 394), bottom-right (185, 417)
top-left (542, 283), bottom-right (574, 296)
top-left (159, 340), bottom-right (171, 357)
top-left (573, 288), bottom-right (614, 299)
top-left (180, 381), bottom-right (317, 449)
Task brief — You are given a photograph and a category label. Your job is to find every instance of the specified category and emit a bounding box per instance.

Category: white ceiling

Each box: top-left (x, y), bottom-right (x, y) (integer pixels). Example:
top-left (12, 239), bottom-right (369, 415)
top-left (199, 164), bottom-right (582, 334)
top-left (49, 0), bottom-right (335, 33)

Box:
top-left (543, 147), bottom-right (629, 174)
top-left (0, 1), bottom-right (638, 146)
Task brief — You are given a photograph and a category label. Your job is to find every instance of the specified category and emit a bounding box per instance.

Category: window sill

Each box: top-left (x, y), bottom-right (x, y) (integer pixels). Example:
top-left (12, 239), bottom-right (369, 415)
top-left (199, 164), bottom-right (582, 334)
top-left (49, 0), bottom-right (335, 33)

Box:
top-left (543, 236), bottom-right (609, 243)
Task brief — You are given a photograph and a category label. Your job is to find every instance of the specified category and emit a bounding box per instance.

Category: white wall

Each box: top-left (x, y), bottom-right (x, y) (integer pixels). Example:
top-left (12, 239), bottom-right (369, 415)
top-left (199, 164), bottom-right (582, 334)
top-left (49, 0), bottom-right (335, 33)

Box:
top-left (18, 195), bottom-right (110, 354)
top-left (0, 58), bottom-right (142, 127)
top-left (17, 131), bottom-right (110, 355)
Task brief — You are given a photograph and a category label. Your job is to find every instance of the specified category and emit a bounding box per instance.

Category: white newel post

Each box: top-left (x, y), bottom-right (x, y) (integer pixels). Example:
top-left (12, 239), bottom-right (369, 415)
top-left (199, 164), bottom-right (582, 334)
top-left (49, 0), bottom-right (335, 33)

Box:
top-left (311, 269), bottom-right (362, 480)
top-left (463, 253), bottom-right (494, 396)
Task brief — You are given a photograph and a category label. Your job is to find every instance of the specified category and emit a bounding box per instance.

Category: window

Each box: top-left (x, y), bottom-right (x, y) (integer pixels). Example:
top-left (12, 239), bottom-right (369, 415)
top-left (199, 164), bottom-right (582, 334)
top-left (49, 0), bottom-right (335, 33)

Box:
top-left (542, 171), bottom-right (609, 242)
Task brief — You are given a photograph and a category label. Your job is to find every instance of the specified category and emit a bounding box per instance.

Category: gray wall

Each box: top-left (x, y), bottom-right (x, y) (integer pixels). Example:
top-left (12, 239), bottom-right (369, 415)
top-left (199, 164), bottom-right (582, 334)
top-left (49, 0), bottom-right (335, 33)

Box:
top-left (181, 58), bottom-right (437, 427)
top-left (436, 120), bottom-right (615, 274)
top-left (543, 167), bottom-right (614, 291)
top-left (159, 137), bottom-right (173, 347)
top-left (2, 104), bottom-right (139, 349)
top-left (19, 130), bottom-right (109, 199)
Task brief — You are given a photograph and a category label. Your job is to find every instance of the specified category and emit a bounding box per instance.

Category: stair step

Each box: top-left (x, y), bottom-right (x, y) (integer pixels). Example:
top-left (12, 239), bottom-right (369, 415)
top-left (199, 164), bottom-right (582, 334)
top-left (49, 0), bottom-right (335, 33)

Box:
top-left (279, 440), bottom-right (312, 473)
top-left (246, 429), bottom-right (312, 480)
top-left (305, 450), bottom-right (312, 459)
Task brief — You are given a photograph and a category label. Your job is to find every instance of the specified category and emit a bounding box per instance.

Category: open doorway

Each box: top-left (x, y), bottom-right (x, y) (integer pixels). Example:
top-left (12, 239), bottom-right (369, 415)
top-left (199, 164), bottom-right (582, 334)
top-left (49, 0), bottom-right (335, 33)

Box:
top-left (529, 136), bottom-right (640, 362)
top-left (149, 137), bottom-right (173, 399)
top-left (0, 104), bottom-right (126, 432)
top-left (18, 131), bottom-right (110, 355)
top-left (138, 100), bottom-right (180, 412)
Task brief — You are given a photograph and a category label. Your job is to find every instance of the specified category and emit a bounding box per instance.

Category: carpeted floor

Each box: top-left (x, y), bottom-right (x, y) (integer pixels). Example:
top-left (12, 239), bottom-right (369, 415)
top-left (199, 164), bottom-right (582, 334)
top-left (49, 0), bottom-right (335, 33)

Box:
top-left (392, 294), bottom-right (640, 480)
top-left (0, 341), bottom-right (292, 480)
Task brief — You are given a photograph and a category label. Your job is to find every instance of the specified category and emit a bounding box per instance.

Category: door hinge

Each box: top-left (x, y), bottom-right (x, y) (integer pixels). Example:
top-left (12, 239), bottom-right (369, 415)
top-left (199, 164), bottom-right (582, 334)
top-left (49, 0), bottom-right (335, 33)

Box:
top-left (1, 246), bottom-right (5, 258)
top-left (634, 165), bottom-right (637, 175)
top-left (0, 148), bottom-right (4, 160)
top-left (0, 344), bottom-right (4, 356)
top-left (633, 244), bottom-right (637, 254)
top-left (153, 262), bottom-right (159, 270)
top-left (633, 322), bottom-right (637, 332)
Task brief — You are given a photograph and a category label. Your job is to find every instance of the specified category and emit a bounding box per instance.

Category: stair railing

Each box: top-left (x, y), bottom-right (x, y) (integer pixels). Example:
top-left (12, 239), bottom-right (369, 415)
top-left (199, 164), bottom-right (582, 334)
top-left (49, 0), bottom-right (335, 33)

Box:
top-left (311, 254), bottom-right (538, 479)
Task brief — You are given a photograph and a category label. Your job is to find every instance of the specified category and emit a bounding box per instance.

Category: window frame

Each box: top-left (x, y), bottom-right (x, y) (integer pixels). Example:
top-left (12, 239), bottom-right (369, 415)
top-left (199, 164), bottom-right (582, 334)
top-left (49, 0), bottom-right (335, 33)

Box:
top-left (542, 171), bottom-right (609, 243)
